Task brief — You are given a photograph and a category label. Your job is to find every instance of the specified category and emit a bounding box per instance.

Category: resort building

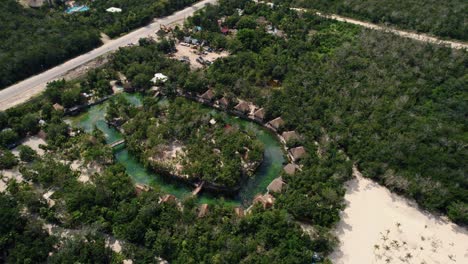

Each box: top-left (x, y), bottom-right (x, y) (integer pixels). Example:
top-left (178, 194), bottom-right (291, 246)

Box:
top-left (28, 0), bottom-right (45, 8)
top-left (135, 184), bottom-right (151, 195)
top-left (159, 194), bottom-right (177, 204)
top-left (283, 163), bottom-right (298, 175)
top-left (199, 89), bottom-right (215, 103)
top-left (267, 177), bottom-right (284, 193)
top-left (216, 97), bottom-right (230, 109)
top-left (266, 117), bottom-right (285, 132)
top-left (281, 131), bottom-right (300, 144)
top-left (253, 194), bottom-right (275, 209)
top-left (234, 101), bottom-right (251, 115)
top-left (53, 103), bottom-right (64, 112)
top-left (253, 108), bottom-right (265, 122)
top-left (234, 207), bottom-right (244, 217)
top-left (288, 146), bottom-right (306, 162)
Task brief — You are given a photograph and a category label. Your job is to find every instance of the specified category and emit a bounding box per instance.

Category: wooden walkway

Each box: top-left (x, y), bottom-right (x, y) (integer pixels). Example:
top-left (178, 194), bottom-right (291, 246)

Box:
top-left (192, 182), bottom-right (204, 196)
top-left (109, 139), bottom-right (125, 148)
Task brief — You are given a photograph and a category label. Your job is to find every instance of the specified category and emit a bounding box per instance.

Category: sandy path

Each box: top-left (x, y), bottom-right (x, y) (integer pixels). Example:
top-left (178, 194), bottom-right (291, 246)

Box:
top-left (290, 8), bottom-right (468, 50)
top-left (330, 167), bottom-right (468, 264)
top-left (0, 0), bottom-right (218, 111)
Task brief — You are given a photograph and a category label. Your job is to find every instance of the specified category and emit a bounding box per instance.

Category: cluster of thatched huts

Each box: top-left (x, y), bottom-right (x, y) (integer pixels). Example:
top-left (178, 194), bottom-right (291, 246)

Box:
top-left (135, 87), bottom-right (309, 211)
top-left (194, 89), bottom-right (309, 208)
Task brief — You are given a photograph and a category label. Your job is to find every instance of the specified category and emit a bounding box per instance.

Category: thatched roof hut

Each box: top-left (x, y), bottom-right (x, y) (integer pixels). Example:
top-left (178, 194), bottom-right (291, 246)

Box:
top-left (288, 146), bottom-right (306, 162)
top-left (217, 97), bottom-right (229, 108)
top-left (135, 184), bottom-right (151, 195)
top-left (253, 108), bottom-right (265, 121)
top-left (281, 131), bottom-right (300, 143)
top-left (234, 101), bottom-right (251, 114)
top-left (200, 89), bottom-right (215, 102)
top-left (53, 103), bottom-right (64, 111)
top-left (159, 194), bottom-right (177, 204)
top-left (253, 194), bottom-right (275, 209)
top-left (283, 163), bottom-right (298, 175)
top-left (267, 117), bottom-right (284, 131)
top-left (28, 0), bottom-right (45, 8)
top-left (267, 177), bottom-right (284, 193)
top-left (234, 207), bottom-right (244, 217)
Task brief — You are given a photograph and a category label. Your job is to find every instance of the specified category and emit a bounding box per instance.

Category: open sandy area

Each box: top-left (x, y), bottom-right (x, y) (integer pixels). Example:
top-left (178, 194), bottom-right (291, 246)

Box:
top-left (70, 160), bottom-right (102, 183)
top-left (173, 43), bottom-right (229, 69)
top-left (0, 168), bottom-right (23, 192)
top-left (1, 136), bottom-right (46, 191)
top-left (12, 136), bottom-right (47, 156)
top-left (330, 167), bottom-right (468, 263)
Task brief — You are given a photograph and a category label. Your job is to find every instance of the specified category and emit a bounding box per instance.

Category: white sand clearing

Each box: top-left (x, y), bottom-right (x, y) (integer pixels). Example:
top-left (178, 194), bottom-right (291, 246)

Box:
top-left (0, 179), bottom-right (6, 192)
top-left (331, 167), bottom-right (468, 264)
top-left (0, 168), bottom-right (24, 192)
top-left (43, 189), bottom-right (56, 207)
top-left (70, 160), bottom-right (102, 183)
top-left (12, 136), bottom-right (47, 156)
top-left (107, 238), bottom-right (123, 253)
top-left (173, 43), bottom-right (229, 69)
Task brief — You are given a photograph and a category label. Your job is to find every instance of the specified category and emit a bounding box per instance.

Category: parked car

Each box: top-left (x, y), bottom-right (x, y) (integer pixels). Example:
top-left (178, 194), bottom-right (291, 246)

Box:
top-left (196, 57), bottom-right (205, 65)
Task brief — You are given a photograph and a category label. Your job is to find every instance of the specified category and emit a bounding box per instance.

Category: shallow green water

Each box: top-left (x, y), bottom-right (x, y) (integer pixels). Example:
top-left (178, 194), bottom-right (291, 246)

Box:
top-left (67, 94), bottom-right (284, 207)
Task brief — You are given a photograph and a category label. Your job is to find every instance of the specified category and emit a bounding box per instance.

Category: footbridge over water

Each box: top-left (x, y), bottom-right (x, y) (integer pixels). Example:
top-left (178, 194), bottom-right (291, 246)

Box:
top-left (109, 139), bottom-right (125, 148)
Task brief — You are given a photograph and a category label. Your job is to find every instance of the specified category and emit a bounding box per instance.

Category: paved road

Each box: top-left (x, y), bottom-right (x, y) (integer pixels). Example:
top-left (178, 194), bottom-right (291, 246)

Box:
top-left (0, 0), bottom-right (217, 111)
top-left (291, 8), bottom-right (468, 50)
top-left (3, 0), bottom-right (466, 111)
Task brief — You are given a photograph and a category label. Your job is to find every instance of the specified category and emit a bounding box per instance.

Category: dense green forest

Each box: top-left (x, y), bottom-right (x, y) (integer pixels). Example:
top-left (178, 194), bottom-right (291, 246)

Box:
top-left (1, 6), bottom-right (350, 260)
top-left (183, 0), bottom-right (467, 224)
top-left (0, 0), bottom-right (466, 261)
top-left (0, 0), bottom-right (197, 89)
top-left (0, 0), bottom-right (101, 89)
top-left (286, 0), bottom-right (468, 41)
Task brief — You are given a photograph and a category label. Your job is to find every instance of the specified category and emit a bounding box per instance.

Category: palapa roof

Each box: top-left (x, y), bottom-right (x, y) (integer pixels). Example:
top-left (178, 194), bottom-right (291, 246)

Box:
top-left (198, 204), bottom-right (209, 218)
top-left (289, 146), bottom-right (306, 161)
top-left (282, 131), bottom-right (299, 143)
top-left (218, 97), bottom-right (229, 107)
top-left (283, 163), bottom-right (297, 175)
top-left (234, 101), bottom-right (251, 113)
top-left (159, 194), bottom-right (176, 204)
top-left (253, 108), bottom-right (265, 119)
top-left (234, 207), bottom-right (244, 217)
top-left (268, 117), bottom-right (285, 130)
top-left (267, 177), bottom-right (284, 193)
top-left (53, 103), bottom-right (64, 111)
top-left (200, 89), bottom-right (215, 100)
top-left (253, 193), bottom-right (275, 209)
top-left (135, 184), bottom-right (151, 195)
top-left (28, 0), bottom-right (44, 8)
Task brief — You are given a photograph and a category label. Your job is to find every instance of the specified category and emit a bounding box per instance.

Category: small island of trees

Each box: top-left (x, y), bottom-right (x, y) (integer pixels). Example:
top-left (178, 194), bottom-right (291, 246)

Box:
top-left (108, 96), bottom-right (264, 192)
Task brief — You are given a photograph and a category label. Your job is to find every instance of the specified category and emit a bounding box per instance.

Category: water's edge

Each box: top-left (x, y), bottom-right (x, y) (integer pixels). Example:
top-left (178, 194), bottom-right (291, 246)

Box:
top-left (67, 94), bottom-right (284, 207)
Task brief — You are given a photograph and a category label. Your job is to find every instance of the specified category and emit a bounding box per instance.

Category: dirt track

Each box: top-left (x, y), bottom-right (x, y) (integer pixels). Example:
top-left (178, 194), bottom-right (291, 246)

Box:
top-left (291, 8), bottom-right (468, 50)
